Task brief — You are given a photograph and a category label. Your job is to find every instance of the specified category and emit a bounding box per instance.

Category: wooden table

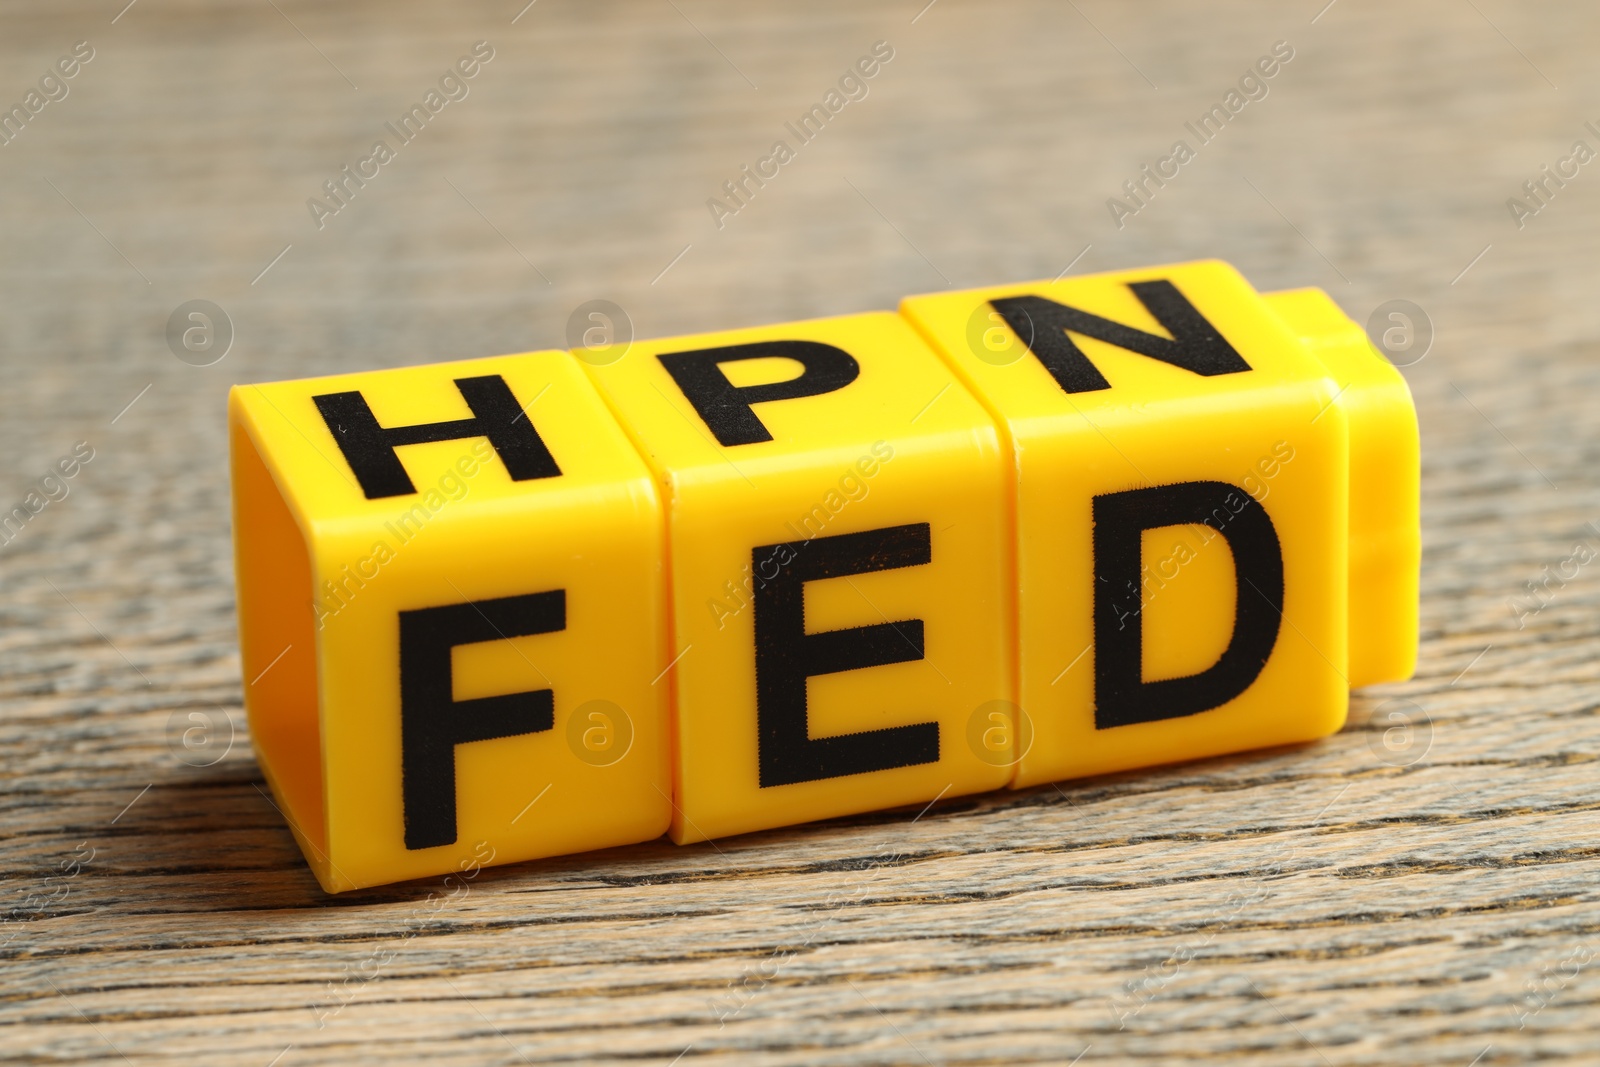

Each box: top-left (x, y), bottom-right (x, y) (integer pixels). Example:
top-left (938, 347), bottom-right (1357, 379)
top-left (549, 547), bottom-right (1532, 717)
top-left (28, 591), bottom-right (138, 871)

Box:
top-left (4, 1), bottom-right (1598, 1062)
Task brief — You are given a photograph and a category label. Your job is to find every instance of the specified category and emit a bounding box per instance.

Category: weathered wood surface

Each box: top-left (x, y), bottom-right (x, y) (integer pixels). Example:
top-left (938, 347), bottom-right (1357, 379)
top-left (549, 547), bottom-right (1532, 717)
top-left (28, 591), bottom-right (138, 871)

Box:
top-left (4, 0), bottom-right (1600, 1062)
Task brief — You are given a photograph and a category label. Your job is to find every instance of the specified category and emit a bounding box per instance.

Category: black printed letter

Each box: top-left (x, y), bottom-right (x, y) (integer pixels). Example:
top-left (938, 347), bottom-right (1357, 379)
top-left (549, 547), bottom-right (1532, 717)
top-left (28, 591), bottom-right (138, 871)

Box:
top-left (657, 340), bottom-right (859, 446)
top-left (314, 375), bottom-right (560, 499)
top-left (400, 590), bottom-right (565, 850)
top-left (990, 280), bottom-right (1250, 394)
top-left (1093, 482), bottom-right (1283, 729)
top-left (754, 523), bottom-right (939, 787)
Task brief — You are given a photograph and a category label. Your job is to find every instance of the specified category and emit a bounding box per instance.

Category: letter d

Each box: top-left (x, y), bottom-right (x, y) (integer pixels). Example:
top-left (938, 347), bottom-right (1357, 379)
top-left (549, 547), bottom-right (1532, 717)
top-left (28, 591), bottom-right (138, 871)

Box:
top-left (1092, 481), bottom-right (1284, 729)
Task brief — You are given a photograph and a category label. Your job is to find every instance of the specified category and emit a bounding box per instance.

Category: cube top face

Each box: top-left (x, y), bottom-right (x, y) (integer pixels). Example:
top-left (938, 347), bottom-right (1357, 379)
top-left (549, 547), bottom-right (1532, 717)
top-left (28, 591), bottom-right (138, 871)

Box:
top-left (583, 311), bottom-right (999, 485)
top-left (230, 351), bottom-right (670, 892)
top-left (901, 260), bottom-right (1351, 789)
top-left (899, 259), bottom-right (1337, 437)
top-left (233, 350), bottom-right (654, 535)
top-left (584, 312), bottom-right (1016, 843)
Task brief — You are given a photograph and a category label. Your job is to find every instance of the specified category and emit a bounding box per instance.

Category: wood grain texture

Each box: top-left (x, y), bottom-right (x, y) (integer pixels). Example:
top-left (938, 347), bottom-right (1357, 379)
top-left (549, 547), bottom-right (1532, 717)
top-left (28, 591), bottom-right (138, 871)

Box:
top-left (3, 0), bottom-right (1600, 1063)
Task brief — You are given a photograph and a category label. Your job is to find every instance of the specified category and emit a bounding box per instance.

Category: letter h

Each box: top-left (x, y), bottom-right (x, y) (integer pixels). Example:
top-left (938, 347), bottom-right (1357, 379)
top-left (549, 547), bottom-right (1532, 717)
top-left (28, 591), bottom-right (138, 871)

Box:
top-left (313, 375), bottom-right (560, 499)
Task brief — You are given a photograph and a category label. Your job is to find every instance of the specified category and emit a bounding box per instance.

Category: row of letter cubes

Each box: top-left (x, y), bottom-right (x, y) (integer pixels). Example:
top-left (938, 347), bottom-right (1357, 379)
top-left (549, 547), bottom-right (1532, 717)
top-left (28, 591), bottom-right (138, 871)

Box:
top-left (230, 260), bottom-right (1419, 892)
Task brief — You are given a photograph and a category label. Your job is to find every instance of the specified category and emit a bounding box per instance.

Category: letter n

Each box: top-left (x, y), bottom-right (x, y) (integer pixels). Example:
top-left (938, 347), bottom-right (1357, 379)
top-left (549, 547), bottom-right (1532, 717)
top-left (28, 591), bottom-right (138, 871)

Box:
top-left (989, 281), bottom-right (1251, 394)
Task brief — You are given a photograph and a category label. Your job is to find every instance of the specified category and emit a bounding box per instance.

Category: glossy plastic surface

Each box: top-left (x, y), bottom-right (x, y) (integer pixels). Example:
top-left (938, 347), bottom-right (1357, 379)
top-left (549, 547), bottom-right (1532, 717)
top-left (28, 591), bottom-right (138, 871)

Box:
top-left (229, 262), bottom-right (1419, 891)
top-left (231, 352), bottom-right (669, 893)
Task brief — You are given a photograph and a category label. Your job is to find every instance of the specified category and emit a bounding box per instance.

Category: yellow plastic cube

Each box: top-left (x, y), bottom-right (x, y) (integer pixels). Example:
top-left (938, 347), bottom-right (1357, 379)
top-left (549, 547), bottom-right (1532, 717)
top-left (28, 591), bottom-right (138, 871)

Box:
top-left (900, 260), bottom-right (1414, 789)
top-left (230, 351), bottom-right (670, 892)
top-left (1260, 286), bottom-right (1421, 688)
top-left (582, 312), bottom-right (1013, 843)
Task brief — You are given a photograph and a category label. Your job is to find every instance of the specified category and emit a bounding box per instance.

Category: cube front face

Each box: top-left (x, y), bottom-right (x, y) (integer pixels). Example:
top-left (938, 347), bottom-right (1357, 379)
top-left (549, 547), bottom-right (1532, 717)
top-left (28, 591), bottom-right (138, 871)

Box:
top-left (583, 312), bottom-right (1014, 843)
top-left (231, 352), bottom-right (670, 892)
top-left (900, 261), bottom-right (1351, 789)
